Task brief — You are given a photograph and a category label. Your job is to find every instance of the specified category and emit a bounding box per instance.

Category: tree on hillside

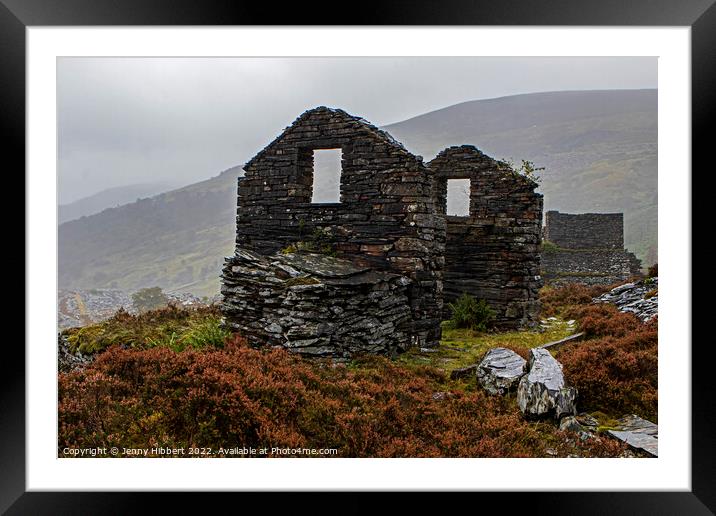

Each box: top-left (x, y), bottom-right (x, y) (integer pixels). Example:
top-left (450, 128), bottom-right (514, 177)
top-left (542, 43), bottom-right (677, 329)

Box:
top-left (131, 287), bottom-right (169, 312)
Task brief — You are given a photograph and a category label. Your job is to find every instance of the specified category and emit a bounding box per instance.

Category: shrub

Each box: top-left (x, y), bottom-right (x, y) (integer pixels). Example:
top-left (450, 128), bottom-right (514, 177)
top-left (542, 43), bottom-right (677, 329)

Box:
top-left (539, 283), bottom-right (615, 317)
top-left (647, 263), bottom-right (658, 278)
top-left (564, 303), bottom-right (643, 338)
top-left (131, 287), bottom-right (169, 312)
top-left (58, 338), bottom-right (624, 458)
top-left (558, 317), bottom-right (658, 422)
top-left (541, 240), bottom-right (560, 254)
top-left (446, 294), bottom-right (495, 331)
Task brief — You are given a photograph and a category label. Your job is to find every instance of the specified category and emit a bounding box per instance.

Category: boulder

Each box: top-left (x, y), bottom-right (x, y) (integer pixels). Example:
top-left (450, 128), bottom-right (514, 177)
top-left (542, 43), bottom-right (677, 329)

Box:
top-left (517, 348), bottom-right (577, 418)
top-left (476, 347), bottom-right (527, 395)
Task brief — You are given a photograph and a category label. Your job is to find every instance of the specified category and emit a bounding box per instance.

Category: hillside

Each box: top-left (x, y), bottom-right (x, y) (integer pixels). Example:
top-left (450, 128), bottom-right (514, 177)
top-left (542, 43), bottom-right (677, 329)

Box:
top-left (58, 90), bottom-right (657, 295)
top-left (59, 181), bottom-right (182, 225)
top-left (384, 89), bottom-right (657, 263)
top-left (58, 167), bottom-right (241, 297)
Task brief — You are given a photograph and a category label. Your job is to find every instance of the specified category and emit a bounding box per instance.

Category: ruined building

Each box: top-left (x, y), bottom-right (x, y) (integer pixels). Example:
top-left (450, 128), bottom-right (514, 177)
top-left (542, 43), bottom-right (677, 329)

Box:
top-left (541, 211), bottom-right (642, 285)
top-left (221, 107), bottom-right (543, 358)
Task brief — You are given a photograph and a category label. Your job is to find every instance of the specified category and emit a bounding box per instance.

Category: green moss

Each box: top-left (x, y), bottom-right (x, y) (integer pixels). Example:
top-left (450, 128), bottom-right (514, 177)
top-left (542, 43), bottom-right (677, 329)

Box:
top-left (284, 276), bottom-right (321, 286)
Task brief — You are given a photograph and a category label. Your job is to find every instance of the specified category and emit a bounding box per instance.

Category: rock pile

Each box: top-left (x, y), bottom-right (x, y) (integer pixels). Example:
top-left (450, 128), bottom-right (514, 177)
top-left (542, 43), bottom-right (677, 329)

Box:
top-left (592, 278), bottom-right (658, 322)
top-left (221, 248), bottom-right (413, 358)
top-left (517, 348), bottom-right (577, 419)
top-left (58, 333), bottom-right (94, 373)
top-left (475, 346), bottom-right (577, 420)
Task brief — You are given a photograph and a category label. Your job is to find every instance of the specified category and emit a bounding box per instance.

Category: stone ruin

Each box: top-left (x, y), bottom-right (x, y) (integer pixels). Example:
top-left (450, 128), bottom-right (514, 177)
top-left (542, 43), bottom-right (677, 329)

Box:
top-left (221, 107), bottom-right (543, 358)
top-left (429, 147), bottom-right (542, 328)
top-left (540, 211), bottom-right (642, 286)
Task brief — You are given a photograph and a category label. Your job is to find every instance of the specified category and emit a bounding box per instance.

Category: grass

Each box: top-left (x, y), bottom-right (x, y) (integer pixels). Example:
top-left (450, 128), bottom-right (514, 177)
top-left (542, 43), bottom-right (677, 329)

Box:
top-left (63, 304), bottom-right (229, 354)
top-left (396, 318), bottom-right (576, 377)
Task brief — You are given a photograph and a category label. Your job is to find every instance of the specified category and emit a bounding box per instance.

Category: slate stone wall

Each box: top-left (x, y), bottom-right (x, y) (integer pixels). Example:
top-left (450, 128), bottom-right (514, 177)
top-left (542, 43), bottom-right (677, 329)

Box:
top-left (231, 107), bottom-right (445, 348)
top-left (221, 249), bottom-right (412, 357)
top-left (544, 211), bottom-right (624, 249)
top-left (541, 248), bottom-right (643, 286)
top-left (541, 211), bottom-right (642, 285)
top-left (428, 146), bottom-right (543, 329)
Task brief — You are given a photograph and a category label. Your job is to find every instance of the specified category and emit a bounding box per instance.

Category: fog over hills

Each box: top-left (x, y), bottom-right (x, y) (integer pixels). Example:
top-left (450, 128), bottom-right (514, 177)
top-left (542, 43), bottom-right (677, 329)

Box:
top-left (58, 89), bottom-right (657, 296)
top-left (58, 181), bottom-right (183, 224)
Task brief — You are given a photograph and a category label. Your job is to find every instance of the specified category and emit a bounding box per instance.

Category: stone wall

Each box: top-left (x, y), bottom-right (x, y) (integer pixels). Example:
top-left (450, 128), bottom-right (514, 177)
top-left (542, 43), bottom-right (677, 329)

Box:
top-left (541, 248), bottom-right (643, 286)
top-left (544, 211), bottom-right (623, 249)
top-left (542, 211), bottom-right (642, 285)
top-left (428, 146), bottom-right (543, 329)
top-left (221, 249), bottom-right (412, 357)
top-left (231, 107), bottom-right (445, 348)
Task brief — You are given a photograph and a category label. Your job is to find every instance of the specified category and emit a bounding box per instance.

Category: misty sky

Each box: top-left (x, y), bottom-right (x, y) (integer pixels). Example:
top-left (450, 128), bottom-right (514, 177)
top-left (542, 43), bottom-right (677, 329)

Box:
top-left (58, 57), bottom-right (657, 204)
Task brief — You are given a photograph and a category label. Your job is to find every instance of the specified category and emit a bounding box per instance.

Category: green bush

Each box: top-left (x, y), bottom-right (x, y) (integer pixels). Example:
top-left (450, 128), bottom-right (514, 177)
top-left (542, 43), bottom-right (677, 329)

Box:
top-left (131, 287), bottom-right (169, 312)
top-left (447, 293), bottom-right (495, 331)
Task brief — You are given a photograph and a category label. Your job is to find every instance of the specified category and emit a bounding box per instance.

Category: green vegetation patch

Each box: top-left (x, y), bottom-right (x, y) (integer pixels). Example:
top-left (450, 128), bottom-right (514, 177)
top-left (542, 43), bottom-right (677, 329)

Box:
top-left (63, 304), bottom-right (229, 354)
top-left (397, 318), bottom-right (575, 376)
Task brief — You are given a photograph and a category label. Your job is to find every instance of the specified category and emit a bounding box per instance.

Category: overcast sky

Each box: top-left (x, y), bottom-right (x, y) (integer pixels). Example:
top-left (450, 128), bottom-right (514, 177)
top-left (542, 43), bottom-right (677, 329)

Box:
top-left (58, 57), bottom-right (657, 204)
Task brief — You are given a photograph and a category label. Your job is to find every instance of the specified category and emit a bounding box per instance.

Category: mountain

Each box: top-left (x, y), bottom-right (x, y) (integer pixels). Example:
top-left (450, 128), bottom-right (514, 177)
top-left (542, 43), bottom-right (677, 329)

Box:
top-left (58, 167), bottom-right (241, 297)
top-left (58, 90), bottom-right (657, 296)
top-left (384, 89), bottom-right (657, 263)
top-left (58, 181), bottom-right (182, 224)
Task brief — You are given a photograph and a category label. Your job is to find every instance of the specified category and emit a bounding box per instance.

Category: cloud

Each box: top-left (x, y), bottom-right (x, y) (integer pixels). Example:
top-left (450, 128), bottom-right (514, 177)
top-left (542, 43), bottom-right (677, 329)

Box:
top-left (58, 56), bottom-right (657, 203)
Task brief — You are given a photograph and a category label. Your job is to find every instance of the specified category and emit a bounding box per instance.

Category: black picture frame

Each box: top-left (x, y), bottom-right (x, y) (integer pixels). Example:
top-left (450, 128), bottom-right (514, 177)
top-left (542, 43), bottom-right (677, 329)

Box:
top-left (5, 0), bottom-right (711, 512)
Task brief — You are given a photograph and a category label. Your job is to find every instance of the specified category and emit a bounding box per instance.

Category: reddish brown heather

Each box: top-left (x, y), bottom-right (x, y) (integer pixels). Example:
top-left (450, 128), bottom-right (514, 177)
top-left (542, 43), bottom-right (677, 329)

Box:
top-left (58, 335), bottom-right (624, 458)
top-left (558, 303), bottom-right (658, 422)
top-left (539, 283), bottom-right (616, 317)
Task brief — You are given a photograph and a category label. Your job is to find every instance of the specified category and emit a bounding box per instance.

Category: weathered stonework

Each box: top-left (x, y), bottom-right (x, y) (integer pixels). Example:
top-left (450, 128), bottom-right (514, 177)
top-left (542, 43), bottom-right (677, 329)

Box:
top-left (227, 107), bottom-right (445, 351)
top-left (544, 211), bottom-right (624, 249)
top-left (221, 249), bottom-right (412, 357)
top-left (428, 146), bottom-right (543, 328)
top-left (541, 211), bottom-right (642, 286)
top-left (221, 108), bottom-right (544, 357)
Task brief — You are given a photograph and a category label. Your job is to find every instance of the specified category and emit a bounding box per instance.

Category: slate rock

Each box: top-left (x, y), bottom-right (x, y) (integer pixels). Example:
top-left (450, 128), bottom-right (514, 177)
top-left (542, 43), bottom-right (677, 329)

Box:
top-left (517, 348), bottom-right (577, 418)
top-left (607, 414), bottom-right (658, 457)
top-left (476, 347), bottom-right (527, 395)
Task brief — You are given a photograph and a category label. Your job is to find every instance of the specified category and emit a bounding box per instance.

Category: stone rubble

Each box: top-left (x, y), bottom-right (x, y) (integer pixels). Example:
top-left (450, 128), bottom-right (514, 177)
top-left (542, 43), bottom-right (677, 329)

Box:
top-left (517, 348), bottom-right (577, 419)
top-left (58, 333), bottom-right (94, 373)
top-left (592, 278), bottom-right (658, 322)
top-left (476, 347), bottom-right (527, 395)
top-left (559, 413), bottom-right (599, 440)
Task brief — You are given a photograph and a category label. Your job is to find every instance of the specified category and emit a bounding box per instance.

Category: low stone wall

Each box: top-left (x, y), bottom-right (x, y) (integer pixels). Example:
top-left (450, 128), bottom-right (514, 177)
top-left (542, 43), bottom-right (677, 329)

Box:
top-left (221, 248), bottom-right (413, 358)
top-left (541, 248), bottom-right (642, 286)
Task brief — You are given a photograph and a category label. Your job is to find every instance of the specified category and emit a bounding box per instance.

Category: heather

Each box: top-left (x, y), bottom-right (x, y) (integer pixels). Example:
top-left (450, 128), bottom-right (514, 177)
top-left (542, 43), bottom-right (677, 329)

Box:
top-left (58, 282), bottom-right (657, 458)
top-left (59, 335), bottom-right (623, 458)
